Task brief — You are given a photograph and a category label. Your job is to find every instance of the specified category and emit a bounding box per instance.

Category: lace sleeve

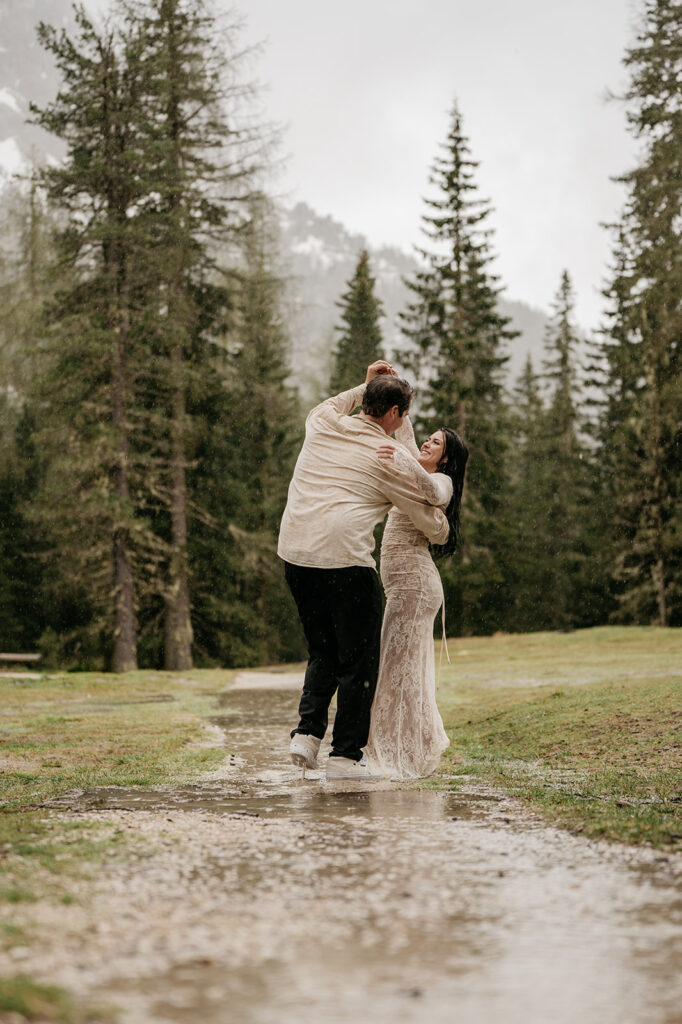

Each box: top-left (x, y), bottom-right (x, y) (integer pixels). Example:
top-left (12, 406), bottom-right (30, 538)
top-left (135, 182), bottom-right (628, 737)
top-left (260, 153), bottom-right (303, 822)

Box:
top-left (394, 415), bottom-right (421, 459)
top-left (391, 448), bottom-right (453, 507)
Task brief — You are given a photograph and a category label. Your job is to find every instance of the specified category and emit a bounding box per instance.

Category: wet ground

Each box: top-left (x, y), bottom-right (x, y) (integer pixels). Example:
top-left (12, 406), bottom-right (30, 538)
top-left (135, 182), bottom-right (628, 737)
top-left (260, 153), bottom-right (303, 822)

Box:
top-left (6, 673), bottom-right (682, 1024)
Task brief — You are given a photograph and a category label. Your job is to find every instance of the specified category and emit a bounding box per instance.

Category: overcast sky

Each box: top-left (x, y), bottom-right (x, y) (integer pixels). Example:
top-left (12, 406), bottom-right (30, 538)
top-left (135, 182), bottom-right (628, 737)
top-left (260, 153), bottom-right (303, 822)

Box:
top-left (221, 0), bottom-right (640, 331)
top-left (87, 0), bottom-right (642, 329)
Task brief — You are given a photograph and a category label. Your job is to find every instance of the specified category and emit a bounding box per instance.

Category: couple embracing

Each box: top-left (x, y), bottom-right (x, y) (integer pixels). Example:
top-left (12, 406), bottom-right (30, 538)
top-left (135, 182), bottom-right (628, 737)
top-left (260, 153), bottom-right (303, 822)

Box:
top-left (278, 361), bottom-right (468, 780)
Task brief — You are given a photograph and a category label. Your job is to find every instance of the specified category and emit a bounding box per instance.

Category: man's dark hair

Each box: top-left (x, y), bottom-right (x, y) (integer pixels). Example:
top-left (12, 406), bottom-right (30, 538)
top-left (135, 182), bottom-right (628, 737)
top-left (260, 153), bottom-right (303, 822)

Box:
top-left (362, 376), bottom-right (414, 418)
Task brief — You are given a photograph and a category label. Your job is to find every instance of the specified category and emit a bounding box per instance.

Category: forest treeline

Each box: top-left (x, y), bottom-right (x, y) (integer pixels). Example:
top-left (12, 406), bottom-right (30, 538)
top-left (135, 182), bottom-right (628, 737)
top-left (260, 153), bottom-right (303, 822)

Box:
top-left (0, 0), bottom-right (679, 671)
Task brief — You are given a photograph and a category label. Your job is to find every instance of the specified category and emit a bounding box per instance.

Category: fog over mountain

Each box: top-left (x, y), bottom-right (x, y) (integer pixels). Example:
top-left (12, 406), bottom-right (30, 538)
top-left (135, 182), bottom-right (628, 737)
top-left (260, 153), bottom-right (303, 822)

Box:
top-left (280, 202), bottom-right (550, 401)
top-left (0, 0), bottom-right (71, 178)
top-left (0, 0), bottom-right (551, 402)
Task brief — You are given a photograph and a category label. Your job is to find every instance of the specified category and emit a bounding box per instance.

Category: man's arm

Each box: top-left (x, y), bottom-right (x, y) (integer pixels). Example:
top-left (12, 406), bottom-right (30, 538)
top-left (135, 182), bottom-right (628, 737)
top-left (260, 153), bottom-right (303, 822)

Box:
top-left (379, 469), bottom-right (450, 545)
top-left (306, 383), bottom-right (366, 424)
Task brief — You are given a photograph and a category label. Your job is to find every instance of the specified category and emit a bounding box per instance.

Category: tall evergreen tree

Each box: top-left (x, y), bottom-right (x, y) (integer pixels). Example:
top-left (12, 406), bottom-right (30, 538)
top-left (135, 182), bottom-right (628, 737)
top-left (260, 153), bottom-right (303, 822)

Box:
top-left (0, 178), bottom-right (50, 399)
top-left (31, 9), bottom-right (149, 670)
top-left (329, 248), bottom-right (384, 393)
top-left (189, 195), bottom-right (304, 666)
top-left (127, 0), bottom-right (262, 669)
top-left (503, 355), bottom-right (554, 632)
top-left (541, 270), bottom-right (587, 628)
top-left (0, 182), bottom-right (57, 653)
top-left (506, 297), bottom-right (612, 635)
top-left (598, 0), bottom-right (682, 626)
top-left (29, 0), bottom-right (265, 669)
top-left (399, 100), bottom-right (518, 634)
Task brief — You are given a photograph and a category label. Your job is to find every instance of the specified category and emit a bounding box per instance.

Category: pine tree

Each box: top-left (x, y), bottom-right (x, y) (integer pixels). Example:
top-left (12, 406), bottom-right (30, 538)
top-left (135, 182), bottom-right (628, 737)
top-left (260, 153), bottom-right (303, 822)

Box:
top-left (329, 249), bottom-right (385, 393)
top-left (0, 178), bottom-right (50, 399)
top-left (506, 300), bottom-right (611, 634)
top-left (189, 196), bottom-right (304, 665)
top-left (540, 270), bottom-right (587, 629)
top-left (598, 0), bottom-right (682, 626)
top-left (29, 0), bottom-right (264, 669)
top-left (31, 9), bottom-right (150, 670)
top-left (0, 405), bottom-right (43, 651)
top-left (503, 355), bottom-right (554, 632)
top-left (126, 0), bottom-right (262, 669)
top-left (227, 196), bottom-right (304, 663)
top-left (0, 182), bottom-right (57, 653)
top-left (399, 100), bottom-right (518, 634)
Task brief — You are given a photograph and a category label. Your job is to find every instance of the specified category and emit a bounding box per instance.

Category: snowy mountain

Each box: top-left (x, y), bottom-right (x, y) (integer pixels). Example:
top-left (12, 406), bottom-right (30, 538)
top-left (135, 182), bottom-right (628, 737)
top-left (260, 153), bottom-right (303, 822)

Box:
top-left (0, 0), bottom-right (73, 182)
top-left (280, 201), bottom-right (550, 401)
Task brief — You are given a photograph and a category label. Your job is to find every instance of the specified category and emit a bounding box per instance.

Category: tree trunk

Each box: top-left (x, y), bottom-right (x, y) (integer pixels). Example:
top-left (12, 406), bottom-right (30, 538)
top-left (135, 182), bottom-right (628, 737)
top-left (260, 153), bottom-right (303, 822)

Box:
top-left (111, 265), bottom-right (138, 672)
top-left (652, 470), bottom-right (668, 628)
top-left (164, 337), bottom-right (193, 670)
top-left (113, 528), bottom-right (137, 672)
top-left (647, 359), bottom-right (667, 629)
top-left (162, 2), bottom-right (193, 670)
top-left (653, 554), bottom-right (667, 628)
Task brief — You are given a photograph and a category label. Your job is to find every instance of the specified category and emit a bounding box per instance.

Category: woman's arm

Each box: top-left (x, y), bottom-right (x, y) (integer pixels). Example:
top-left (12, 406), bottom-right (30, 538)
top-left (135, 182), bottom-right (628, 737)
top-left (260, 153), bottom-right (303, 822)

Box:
top-left (394, 415), bottom-right (421, 459)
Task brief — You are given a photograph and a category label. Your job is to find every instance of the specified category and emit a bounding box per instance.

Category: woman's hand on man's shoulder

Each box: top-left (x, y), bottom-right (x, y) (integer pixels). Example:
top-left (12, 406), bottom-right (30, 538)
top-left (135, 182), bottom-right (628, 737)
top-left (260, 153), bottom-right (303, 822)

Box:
top-left (375, 443), bottom-right (397, 462)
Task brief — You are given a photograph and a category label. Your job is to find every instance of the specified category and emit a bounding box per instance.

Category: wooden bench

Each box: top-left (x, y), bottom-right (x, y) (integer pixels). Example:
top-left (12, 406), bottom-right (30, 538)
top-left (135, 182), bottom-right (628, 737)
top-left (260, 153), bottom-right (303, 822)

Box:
top-left (0, 653), bottom-right (42, 679)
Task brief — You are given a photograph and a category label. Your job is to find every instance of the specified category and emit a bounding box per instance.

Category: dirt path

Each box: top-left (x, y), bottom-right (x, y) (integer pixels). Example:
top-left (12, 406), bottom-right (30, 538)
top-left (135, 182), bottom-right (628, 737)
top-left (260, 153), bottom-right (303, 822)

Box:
top-left (5, 673), bottom-right (682, 1024)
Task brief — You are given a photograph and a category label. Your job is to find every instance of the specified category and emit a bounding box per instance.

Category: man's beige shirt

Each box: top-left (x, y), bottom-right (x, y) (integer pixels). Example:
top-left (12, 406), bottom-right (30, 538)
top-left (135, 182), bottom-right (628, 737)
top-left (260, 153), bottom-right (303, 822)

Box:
top-left (277, 383), bottom-right (449, 569)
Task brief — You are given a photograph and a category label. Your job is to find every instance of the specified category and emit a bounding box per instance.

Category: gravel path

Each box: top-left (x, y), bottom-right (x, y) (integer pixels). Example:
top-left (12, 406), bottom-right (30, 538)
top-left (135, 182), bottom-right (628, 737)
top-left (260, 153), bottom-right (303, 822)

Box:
top-left (3, 673), bottom-right (682, 1024)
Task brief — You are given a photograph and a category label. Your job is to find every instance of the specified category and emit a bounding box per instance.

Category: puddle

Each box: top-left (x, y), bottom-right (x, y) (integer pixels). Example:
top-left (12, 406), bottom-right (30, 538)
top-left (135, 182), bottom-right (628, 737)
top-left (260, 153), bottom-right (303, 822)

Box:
top-left (66, 694), bottom-right (178, 712)
top-left (16, 673), bottom-right (682, 1024)
top-left (50, 682), bottom-right (500, 825)
top-left (48, 783), bottom-right (491, 824)
top-left (107, 693), bottom-right (176, 704)
top-left (231, 670), bottom-right (304, 690)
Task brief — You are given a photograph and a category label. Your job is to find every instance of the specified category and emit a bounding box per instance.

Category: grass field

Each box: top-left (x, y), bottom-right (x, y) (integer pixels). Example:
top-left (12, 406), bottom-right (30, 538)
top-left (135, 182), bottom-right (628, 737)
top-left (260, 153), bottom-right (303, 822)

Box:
top-left (0, 668), bottom-right (232, 813)
top-left (0, 669), bottom-right (233, 906)
top-left (436, 626), bottom-right (682, 849)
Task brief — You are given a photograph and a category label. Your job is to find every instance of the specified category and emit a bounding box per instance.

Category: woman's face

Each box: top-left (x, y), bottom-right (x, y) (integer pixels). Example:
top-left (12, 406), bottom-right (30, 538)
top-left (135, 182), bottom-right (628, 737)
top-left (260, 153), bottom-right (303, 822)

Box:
top-left (418, 430), bottom-right (446, 473)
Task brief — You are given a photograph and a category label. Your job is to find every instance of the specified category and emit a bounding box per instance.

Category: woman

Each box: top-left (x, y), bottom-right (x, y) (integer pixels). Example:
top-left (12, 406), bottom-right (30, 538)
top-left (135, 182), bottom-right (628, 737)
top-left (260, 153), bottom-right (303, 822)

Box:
top-left (365, 415), bottom-right (468, 779)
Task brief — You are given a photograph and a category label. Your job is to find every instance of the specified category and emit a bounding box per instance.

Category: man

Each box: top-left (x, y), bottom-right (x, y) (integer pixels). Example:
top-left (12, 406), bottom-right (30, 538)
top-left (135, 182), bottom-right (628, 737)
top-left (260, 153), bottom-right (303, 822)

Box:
top-left (278, 361), bottom-right (449, 779)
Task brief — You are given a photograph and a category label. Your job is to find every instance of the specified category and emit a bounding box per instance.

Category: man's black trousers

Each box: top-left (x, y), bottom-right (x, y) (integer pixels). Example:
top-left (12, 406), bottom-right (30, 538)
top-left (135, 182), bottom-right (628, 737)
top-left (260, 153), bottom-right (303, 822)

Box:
top-left (284, 562), bottom-right (382, 761)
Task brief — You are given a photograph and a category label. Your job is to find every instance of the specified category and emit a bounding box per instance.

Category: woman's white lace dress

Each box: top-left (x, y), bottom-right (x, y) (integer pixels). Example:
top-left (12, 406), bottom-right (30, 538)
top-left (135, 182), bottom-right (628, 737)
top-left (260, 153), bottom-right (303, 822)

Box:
top-left (365, 418), bottom-right (452, 780)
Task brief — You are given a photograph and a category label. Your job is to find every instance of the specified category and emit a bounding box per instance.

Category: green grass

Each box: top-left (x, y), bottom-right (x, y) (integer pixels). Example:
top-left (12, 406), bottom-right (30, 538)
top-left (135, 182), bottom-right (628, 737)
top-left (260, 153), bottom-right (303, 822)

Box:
top-left (0, 975), bottom-right (114, 1023)
top-left (0, 668), bottom-right (235, 903)
top-left (0, 669), bottom-right (234, 811)
top-left (437, 626), bottom-right (682, 848)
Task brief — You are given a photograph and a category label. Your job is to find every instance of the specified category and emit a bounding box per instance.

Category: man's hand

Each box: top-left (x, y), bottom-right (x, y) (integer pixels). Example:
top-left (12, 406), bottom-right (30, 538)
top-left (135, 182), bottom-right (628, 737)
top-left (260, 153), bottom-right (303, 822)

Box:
top-left (365, 360), bottom-right (398, 383)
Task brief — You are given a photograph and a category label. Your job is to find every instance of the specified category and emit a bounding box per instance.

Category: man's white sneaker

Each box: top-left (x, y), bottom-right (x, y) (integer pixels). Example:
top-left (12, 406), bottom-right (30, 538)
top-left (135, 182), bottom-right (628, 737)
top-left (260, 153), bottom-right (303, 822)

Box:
top-left (289, 734), bottom-right (321, 777)
top-left (326, 755), bottom-right (382, 780)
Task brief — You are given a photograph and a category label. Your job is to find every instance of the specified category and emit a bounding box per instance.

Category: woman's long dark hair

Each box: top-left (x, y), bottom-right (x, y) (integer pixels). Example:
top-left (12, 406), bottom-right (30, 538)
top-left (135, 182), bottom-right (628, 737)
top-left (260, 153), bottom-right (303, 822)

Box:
top-left (430, 427), bottom-right (469, 559)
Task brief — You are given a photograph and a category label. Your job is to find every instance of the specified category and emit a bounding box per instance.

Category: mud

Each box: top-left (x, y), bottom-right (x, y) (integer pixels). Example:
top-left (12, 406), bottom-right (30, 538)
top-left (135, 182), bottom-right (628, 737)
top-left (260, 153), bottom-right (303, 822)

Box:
top-left (4, 671), bottom-right (682, 1024)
